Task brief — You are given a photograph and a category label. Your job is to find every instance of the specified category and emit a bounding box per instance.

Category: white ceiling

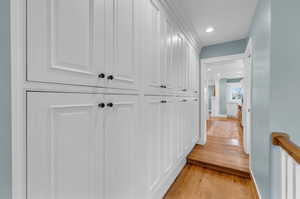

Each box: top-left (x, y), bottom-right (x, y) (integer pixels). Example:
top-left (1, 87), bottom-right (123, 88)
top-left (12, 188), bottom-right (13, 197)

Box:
top-left (170, 0), bottom-right (258, 47)
top-left (207, 59), bottom-right (245, 80)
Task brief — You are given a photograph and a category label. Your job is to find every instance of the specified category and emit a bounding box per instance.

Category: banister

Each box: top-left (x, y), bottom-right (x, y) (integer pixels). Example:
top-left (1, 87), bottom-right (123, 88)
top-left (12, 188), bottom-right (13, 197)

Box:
top-left (272, 132), bottom-right (300, 164)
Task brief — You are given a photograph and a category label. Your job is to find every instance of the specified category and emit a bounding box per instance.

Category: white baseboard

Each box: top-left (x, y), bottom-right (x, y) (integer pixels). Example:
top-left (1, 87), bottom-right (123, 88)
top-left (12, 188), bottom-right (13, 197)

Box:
top-left (153, 158), bottom-right (186, 199)
top-left (250, 168), bottom-right (262, 199)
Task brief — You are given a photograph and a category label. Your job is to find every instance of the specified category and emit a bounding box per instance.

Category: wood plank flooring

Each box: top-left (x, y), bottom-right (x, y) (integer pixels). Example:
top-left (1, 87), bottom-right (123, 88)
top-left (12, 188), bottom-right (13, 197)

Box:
top-left (188, 117), bottom-right (250, 177)
top-left (164, 117), bottom-right (256, 199)
top-left (164, 165), bottom-right (256, 199)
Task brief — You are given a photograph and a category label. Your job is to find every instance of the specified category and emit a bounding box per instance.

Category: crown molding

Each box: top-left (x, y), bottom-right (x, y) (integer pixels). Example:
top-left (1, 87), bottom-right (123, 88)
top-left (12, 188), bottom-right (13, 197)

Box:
top-left (158, 0), bottom-right (203, 53)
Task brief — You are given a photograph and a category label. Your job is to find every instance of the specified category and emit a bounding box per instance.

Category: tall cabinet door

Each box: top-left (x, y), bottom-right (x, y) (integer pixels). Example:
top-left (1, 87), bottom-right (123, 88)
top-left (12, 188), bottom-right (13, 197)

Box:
top-left (104, 95), bottom-right (140, 199)
top-left (144, 96), bottom-right (162, 197)
top-left (106, 0), bottom-right (138, 90)
top-left (27, 0), bottom-right (106, 86)
top-left (27, 92), bottom-right (104, 199)
top-left (144, 0), bottom-right (161, 90)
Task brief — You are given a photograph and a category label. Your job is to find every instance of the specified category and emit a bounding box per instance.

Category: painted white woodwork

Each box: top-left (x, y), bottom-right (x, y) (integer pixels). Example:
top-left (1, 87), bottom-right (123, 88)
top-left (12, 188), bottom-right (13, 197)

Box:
top-left (104, 94), bottom-right (139, 199)
top-left (165, 22), bottom-right (177, 90)
top-left (145, 96), bottom-right (162, 197)
top-left (145, 96), bottom-right (199, 199)
top-left (280, 149), bottom-right (300, 199)
top-left (27, 92), bottom-right (104, 199)
top-left (27, 0), bottom-right (139, 90)
top-left (107, 0), bottom-right (139, 90)
top-left (22, 1), bottom-right (201, 199)
top-left (145, 0), bottom-right (162, 90)
top-left (27, 0), bottom-right (105, 86)
top-left (243, 47), bottom-right (252, 154)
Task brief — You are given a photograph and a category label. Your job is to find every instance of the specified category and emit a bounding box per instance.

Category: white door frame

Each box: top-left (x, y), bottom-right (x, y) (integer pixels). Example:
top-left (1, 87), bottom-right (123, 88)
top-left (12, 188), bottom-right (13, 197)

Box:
top-left (199, 53), bottom-right (247, 145)
top-left (242, 38), bottom-right (253, 154)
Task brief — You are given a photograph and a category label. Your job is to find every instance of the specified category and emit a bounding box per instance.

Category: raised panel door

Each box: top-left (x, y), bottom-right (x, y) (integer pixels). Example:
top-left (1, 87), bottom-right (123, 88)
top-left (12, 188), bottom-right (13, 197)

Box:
top-left (104, 94), bottom-right (139, 199)
top-left (144, 0), bottom-right (161, 90)
top-left (144, 96), bottom-right (162, 197)
top-left (27, 0), bottom-right (106, 86)
top-left (27, 92), bottom-right (104, 199)
top-left (107, 0), bottom-right (138, 89)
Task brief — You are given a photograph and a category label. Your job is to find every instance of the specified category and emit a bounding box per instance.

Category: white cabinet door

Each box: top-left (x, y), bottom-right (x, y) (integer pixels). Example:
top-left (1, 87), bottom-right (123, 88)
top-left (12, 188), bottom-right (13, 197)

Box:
top-left (27, 0), bottom-right (106, 86)
top-left (162, 98), bottom-right (177, 174)
top-left (27, 92), bottom-right (104, 199)
top-left (107, 0), bottom-right (138, 90)
top-left (144, 0), bottom-right (161, 90)
top-left (104, 94), bottom-right (139, 199)
top-left (166, 22), bottom-right (177, 90)
top-left (193, 98), bottom-right (200, 143)
top-left (144, 96), bottom-right (162, 196)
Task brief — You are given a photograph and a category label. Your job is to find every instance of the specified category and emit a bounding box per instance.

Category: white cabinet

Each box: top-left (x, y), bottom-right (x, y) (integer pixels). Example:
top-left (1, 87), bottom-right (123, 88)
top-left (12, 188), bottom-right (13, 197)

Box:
top-left (27, 92), bottom-right (142, 199)
top-left (27, 0), bottom-right (106, 87)
top-left (104, 94), bottom-right (139, 199)
top-left (106, 0), bottom-right (139, 90)
top-left (144, 0), bottom-right (162, 90)
top-left (25, 1), bottom-right (200, 199)
top-left (27, 0), bottom-right (138, 90)
top-left (145, 96), bottom-right (162, 196)
top-left (27, 92), bottom-right (105, 199)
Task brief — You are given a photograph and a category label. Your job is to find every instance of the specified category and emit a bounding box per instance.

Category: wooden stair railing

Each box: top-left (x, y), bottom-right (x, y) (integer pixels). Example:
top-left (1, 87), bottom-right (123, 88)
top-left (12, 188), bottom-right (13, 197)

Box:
top-left (272, 132), bottom-right (300, 164)
top-left (272, 132), bottom-right (300, 199)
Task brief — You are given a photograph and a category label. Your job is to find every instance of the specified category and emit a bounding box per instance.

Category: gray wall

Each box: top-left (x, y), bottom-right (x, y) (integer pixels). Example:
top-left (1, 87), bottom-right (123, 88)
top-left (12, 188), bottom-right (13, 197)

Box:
top-left (270, 0), bottom-right (300, 144)
top-left (269, 1), bottom-right (300, 198)
top-left (200, 39), bottom-right (248, 59)
top-left (219, 79), bottom-right (227, 115)
top-left (249, 0), bottom-right (271, 198)
top-left (0, 0), bottom-right (11, 198)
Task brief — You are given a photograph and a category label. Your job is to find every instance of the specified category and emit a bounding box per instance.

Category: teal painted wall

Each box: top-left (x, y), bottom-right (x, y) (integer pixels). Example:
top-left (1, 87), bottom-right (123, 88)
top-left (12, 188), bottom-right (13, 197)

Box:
top-left (200, 39), bottom-right (248, 59)
top-left (249, 0), bottom-right (271, 198)
top-left (270, 1), bottom-right (300, 144)
top-left (0, 0), bottom-right (11, 198)
top-left (226, 78), bottom-right (242, 83)
top-left (219, 79), bottom-right (227, 115)
top-left (269, 1), bottom-right (300, 198)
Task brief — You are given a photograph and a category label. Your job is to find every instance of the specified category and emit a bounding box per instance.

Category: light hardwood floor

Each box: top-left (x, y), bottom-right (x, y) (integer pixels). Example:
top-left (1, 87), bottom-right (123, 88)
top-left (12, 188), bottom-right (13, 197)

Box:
top-left (164, 164), bottom-right (255, 199)
top-left (164, 117), bottom-right (257, 199)
top-left (188, 117), bottom-right (250, 177)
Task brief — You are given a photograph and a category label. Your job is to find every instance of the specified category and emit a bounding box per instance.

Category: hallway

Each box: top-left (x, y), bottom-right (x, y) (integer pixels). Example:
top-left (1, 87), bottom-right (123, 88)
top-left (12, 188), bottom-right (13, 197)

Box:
top-left (164, 118), bottom-right (255, 199)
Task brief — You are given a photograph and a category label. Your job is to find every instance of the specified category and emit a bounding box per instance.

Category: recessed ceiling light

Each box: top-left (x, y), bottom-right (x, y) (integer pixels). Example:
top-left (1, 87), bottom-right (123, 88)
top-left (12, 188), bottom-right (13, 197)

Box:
top-left (208, 68), bottom-right (211, 71)
top-left (205, 27), bottom-right (215, 33)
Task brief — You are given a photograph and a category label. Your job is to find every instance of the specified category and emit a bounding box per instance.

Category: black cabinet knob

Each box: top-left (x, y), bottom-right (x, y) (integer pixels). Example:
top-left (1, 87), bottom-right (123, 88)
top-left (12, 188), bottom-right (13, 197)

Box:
top-left (98, 103), bottom-right (106, 108)
top-left (107, 102), bottom-right (114, 107)
top-left (182, 89), bottom-right (187, 92)
top-left (98, 73), bottom-right (105, 79)
top-left (107, 75), bottom-right (114, 80)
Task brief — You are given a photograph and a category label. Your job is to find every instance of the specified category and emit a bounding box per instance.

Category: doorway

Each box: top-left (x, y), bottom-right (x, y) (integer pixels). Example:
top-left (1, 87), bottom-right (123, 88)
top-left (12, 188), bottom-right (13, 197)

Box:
top-left (200, 42), bottom-right (252, 156)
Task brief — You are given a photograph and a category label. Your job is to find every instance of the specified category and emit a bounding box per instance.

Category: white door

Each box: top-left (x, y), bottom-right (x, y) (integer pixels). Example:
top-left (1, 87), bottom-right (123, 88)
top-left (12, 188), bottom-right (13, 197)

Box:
top-left (161, 98), bottom-right (176, 175)
top-left (177, 98), bottom-right (187, 159)
top-left (104, 94), bottom-right (139, 199)
top-left (27, 0), bottom-right (106, 86)
top-left (144, 0), bottom-right (162, 90)
top-left (165, 22), bottom-right (177, 90)
top-left (106, 0), bottom-right (138, 90)
top-left (27, 92), bottom-right (104, 199)
top-left (144, 96), bottom-right (162, 196)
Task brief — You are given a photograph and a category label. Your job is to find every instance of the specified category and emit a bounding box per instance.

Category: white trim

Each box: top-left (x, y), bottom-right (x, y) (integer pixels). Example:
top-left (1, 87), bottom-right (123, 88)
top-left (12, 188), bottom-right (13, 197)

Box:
top-left (11, 0), bottom-right (27, 198)
top-left (199, 53), bottom-right (247, 146)
top-left (201, 53), bottom-right (247, 64)
top-left (157, 0), bottom-right (202, 52)
top-left (250, 167), bottom-right (262, 199)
